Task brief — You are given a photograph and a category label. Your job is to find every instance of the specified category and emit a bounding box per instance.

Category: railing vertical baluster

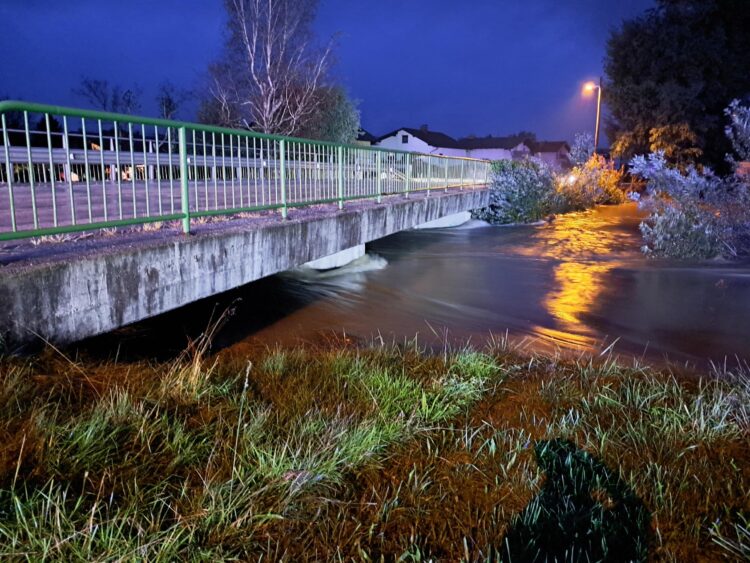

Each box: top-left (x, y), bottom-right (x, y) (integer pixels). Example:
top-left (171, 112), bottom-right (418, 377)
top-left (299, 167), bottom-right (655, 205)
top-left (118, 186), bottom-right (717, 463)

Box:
top-left (253, 137), bottom-right (259, 207)
top-left (262, 138), bottom-right (268, 206)
top-left (141, 125), bottom-right (150, 217)
top-left (313, 145), bottom-right (319, 201)
top-left (298, 143), bottom-right (304, 203)
top-left (203, 131), bottom-right (209, 211)
top-left (81, 119), bottom-right (93, 223)
top-left (2, 114), bottom-right (17, 232)
top-left (296, 142), bottom-right (301, 203)
top-left (294, 141), bottom-right (299, 204)
top-left (178, 127), bottom-right (190, 233)
top-left (329, 146), bottom-right (333, 201)
top-left (113, 121), bottom-right (122, 219)
top-left (279, 139), bottom-right (287, 219)
top-left (167, 127), bottom-right (174, 214)
top-left (62, 116), bottom-right (76, 224)
top-left (45, 113), bottom-right (58, 227)
top-left (192, 130), bottom-right (199, 212)
top-left (306, 143), bottom-right (311, 202)
top-left (337, 145), bottom-right (344, 209)
top-left (427, 155), bottom-right (432, 197)
top-left (154, 126), bottom-right (162, 216)
top-left (243, 136), bottom-right (249, 207)
top-left (221, 133), bottom-right (227, 209)
top-left (376, 150), bottom-right (382, 204)
top-left (299, 143), bottom-right (305, 204)
top-left (272, 140), bottom-right (278, 206)
top-left (402, 153), bottom-right (407, 195)
top-left (267, 139), bottom-right (272, 206)
top-left (290, 142), bottom-right (296, 204)
top-left (98, 119), bottom-right (107, 221)
top-left (128, 123), bottom-right (136, 218)
top-left (212, 132), bottom-right (218, 209)
top-left (229, 133), bottom-right (236, 208)
top-left (23, 111), bottom-right (38, 229)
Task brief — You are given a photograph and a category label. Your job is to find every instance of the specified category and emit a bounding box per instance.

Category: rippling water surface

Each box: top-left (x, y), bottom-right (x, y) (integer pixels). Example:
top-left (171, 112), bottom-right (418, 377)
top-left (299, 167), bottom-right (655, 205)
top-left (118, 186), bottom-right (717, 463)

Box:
top-left (97, 203), bottom-right (750, 364)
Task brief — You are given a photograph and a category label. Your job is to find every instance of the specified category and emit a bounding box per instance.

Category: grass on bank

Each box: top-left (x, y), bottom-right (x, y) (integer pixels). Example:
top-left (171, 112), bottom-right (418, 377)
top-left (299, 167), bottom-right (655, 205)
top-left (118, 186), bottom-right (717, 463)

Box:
top-left (0, 337), bottom-right (747, 561)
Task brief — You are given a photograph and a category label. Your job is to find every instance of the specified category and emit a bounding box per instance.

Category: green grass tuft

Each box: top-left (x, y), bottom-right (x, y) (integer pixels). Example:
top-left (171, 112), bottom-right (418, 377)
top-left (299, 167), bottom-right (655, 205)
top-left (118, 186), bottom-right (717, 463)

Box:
top-left (0, 342), bottom-right (746, 560)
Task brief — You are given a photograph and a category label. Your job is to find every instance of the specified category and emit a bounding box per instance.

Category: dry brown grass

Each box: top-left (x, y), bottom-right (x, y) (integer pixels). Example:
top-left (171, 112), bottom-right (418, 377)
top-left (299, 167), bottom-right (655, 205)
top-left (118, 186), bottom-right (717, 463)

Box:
top-left (0, 340), bottom-right (747, 561)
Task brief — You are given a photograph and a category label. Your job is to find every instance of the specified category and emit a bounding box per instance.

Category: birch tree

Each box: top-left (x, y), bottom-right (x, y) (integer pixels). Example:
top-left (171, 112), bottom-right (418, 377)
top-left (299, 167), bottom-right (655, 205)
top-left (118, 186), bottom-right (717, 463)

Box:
top-left (206, 0), bottom-right (333, 135)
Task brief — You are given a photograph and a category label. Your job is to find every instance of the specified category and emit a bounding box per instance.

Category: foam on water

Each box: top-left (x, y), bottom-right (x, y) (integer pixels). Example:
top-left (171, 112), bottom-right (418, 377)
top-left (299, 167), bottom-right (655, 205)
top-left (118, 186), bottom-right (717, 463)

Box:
top-left (453, 219), bottom-right (492, 229)
top-left (285, 253), bottom-right (389, 281)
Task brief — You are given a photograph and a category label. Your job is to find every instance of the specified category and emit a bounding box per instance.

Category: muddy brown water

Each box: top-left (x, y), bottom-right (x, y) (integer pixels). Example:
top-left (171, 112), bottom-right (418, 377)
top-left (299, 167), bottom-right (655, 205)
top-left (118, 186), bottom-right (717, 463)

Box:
top-left (86, 202), bottom-right (750, 366)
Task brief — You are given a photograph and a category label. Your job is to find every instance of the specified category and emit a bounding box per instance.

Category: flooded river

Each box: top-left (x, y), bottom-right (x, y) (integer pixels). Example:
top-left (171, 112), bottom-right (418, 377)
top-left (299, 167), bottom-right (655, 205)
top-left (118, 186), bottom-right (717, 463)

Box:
top-left (95, 203), bottom-right (750, 365)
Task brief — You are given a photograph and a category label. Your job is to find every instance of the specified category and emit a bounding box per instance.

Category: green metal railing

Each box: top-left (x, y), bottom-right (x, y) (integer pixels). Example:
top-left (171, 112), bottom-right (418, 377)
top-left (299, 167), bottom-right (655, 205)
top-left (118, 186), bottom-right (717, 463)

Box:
top-left (0, 100), bottom-right (490, 242)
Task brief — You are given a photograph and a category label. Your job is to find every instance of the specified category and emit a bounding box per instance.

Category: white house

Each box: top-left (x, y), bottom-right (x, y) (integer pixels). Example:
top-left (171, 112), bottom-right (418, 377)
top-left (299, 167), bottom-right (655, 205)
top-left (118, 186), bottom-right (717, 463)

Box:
top-left (456, 135), bottom-right (532, 161)
top-left (376, 127), bottom-right (536, 160)
top-left (374, 126), bottom-right (571, 170)
top-left (529, 141), bottom-right (571, 171)
top-left (375, 126), bottom-right (466, 157)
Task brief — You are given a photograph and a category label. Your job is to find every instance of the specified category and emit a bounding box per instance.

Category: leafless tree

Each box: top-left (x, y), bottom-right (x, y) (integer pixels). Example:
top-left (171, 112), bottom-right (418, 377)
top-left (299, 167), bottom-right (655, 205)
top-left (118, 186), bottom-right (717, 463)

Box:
top-left (206, 0), bottom-right (333, 135)
top-left (156, 81), bottom-right (190, 120)
top-left (73, 77), bottom-right (142, 115)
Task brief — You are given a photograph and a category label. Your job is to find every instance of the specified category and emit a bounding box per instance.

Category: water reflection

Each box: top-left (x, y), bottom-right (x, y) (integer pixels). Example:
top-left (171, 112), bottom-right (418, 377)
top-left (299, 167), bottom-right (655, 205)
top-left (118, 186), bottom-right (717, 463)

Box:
top-left (532, 207), bottom-right (644, 349)
top-left (537, 262), bottom-right (612, 348)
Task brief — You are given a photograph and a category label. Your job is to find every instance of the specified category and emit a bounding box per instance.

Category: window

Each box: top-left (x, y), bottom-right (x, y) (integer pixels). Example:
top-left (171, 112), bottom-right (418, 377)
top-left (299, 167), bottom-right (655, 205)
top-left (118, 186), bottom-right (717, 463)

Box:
top-left (401, 134), bottom-right (409, 144)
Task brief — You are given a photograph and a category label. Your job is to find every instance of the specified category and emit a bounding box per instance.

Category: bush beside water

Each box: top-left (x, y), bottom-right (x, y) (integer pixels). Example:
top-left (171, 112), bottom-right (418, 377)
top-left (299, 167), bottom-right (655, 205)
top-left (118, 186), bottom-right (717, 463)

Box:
top-left (633, 100), bottom-right (750, 260)
top-left (473, 155), bottom-right (625, 226)
top-left (472, 159), bottom-right (557, 224)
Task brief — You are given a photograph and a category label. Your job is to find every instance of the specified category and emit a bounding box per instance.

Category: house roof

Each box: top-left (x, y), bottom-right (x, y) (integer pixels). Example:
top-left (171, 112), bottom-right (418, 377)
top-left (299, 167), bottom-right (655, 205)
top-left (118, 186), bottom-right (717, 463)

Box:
top-left (357, 128), bottom-right (377, 143)
top-left (529, 141), bottom-right (570, 153)
top-left (377, 127), bottom-right (461, 149)
top-left (456, 136), bottom-right (528, 150)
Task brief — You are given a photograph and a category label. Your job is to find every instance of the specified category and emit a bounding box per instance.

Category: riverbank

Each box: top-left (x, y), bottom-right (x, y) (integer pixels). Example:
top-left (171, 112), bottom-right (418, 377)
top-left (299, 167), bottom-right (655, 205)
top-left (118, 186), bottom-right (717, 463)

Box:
top-left (0, 339), bottom-right (747, 560)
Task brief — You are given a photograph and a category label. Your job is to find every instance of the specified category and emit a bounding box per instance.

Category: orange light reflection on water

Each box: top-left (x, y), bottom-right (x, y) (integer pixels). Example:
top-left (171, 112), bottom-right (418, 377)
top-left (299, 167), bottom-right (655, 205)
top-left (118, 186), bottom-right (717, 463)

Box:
top-left (528, 206), bottom-right (643, 351)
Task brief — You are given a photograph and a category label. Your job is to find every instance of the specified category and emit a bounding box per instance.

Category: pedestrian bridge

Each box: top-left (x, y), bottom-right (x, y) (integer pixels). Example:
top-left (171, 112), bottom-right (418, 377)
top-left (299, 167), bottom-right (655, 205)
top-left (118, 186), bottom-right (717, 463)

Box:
top-left (0, 101), bottom-right (490, 346)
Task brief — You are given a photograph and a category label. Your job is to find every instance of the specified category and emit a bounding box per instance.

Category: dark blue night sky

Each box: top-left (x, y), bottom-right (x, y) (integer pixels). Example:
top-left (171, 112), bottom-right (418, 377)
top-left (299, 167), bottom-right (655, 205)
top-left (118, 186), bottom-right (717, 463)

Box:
top-left (0, 0), bottom-right (653, 143)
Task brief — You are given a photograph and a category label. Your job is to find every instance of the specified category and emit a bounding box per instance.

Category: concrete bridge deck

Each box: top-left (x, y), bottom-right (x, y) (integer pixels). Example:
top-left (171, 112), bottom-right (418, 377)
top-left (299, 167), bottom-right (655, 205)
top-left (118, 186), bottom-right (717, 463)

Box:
top-left (0, 187), bottom-right (489, 347)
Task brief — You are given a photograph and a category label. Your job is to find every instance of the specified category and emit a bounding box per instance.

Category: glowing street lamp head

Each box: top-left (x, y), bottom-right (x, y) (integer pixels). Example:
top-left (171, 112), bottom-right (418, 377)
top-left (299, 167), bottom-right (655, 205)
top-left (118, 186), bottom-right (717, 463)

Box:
top-left (583, 81), bottom-right (598, 95)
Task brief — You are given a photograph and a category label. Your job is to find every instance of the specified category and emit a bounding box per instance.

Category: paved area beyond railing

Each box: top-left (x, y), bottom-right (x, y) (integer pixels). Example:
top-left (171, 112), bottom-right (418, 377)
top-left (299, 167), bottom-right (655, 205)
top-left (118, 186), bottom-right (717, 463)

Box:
top-left (0, 100), bottom-right (490, 242)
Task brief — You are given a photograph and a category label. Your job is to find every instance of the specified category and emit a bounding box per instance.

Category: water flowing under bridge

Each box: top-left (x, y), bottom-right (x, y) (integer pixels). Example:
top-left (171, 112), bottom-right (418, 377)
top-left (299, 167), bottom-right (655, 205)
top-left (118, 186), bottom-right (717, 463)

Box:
top-left (0, 101), bottom-right (490, 347)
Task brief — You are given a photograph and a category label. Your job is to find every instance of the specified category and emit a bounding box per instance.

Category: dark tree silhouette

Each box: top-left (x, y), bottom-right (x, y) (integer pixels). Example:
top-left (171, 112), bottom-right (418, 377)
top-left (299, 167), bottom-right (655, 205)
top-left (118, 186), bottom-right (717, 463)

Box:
top-left (605, 0), bottom-right (750, 170)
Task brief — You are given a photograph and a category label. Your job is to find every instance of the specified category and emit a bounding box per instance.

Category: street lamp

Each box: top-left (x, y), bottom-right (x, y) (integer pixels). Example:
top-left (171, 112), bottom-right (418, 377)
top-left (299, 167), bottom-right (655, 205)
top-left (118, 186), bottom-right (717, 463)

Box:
top-left (583, 78), bottom-right (602, 152)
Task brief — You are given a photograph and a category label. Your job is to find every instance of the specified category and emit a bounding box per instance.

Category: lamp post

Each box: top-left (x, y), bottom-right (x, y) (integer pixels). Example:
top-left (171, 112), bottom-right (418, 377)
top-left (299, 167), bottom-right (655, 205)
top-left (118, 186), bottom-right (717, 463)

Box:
top-left (583, 78), bottom-right (602, 152)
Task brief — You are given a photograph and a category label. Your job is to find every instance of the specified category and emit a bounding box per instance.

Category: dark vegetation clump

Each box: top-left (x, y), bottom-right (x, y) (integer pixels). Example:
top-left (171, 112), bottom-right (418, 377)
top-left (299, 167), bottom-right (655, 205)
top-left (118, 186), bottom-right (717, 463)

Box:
top-left (501, 439), bottom-right (649, 562)
top-left (0, 336), bottom-right (747, 560)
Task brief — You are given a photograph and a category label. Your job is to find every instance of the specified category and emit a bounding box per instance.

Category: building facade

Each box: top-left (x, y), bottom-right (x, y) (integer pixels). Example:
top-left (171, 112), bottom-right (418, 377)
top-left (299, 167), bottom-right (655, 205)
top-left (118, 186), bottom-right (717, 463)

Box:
top-left (374, 127), bottom-right (572, 171)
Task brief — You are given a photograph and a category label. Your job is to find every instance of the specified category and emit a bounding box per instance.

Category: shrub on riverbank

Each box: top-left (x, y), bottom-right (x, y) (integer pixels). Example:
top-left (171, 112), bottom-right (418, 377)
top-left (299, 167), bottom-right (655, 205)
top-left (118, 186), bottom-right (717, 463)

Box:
top-left (0, 340), bottom-right (747, 560)
top-left (556, 154), bottom-right (627, 211)
top-left (472, 159), bottom-right (557, 224)
top-left (634, 101), bottom-right (750, 260)
top-left (633, 159), bottom-right (750, 260)
top-left (631, 153), bottom-right (735, 259)
top-left (473, 153), bottom-right (625, 225)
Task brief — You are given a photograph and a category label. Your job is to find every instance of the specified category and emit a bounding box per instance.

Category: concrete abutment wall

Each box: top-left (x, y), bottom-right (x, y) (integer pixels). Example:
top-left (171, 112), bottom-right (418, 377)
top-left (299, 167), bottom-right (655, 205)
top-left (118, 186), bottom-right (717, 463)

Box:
top-left (0, 190), bottom-right (488, 346)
